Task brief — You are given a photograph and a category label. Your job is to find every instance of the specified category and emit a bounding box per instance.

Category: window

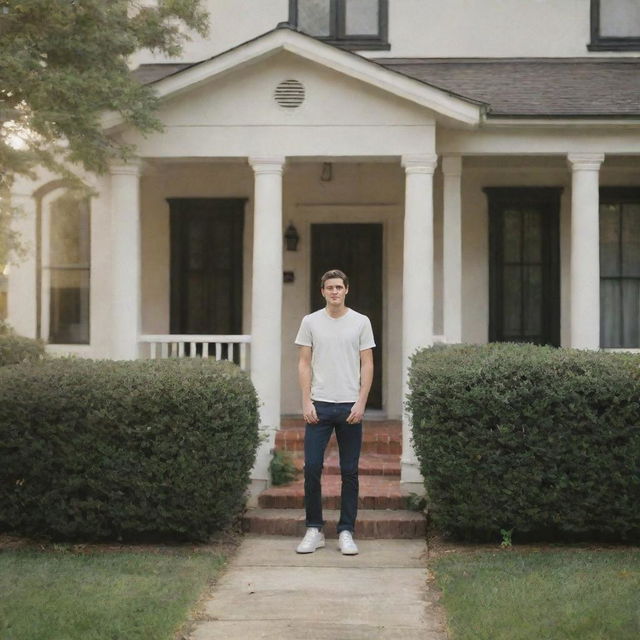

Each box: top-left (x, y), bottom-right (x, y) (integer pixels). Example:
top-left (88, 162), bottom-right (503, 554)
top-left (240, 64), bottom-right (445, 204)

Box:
top-left (589, 0), bottom-right (640, 50)
top-left (44, 193), bottom-right (90, 344)
top-left (600, 189), bottom-right (640, 348)
top-left (290, 0), bottom-right (389, 50)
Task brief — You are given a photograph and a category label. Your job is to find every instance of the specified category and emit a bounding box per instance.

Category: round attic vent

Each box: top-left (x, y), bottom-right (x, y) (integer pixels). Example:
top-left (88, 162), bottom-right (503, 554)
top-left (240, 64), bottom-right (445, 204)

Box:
top-left (274, 79), bottom-right (305, 109)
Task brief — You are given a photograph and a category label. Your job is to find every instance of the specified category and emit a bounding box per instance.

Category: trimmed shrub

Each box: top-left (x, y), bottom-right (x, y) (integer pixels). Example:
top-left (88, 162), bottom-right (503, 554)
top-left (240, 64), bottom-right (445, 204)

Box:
top-left (0, 358), bottom-right (259, 542)
top-left (0, 334), bottom-right (45, 367)
top-left (408, 343), bottom-right (640, 542)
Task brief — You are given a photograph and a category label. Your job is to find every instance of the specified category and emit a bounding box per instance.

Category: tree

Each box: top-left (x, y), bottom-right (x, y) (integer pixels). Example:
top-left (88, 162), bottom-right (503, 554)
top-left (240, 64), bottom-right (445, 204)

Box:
top-left (0, 0), bottom-right (209, 263)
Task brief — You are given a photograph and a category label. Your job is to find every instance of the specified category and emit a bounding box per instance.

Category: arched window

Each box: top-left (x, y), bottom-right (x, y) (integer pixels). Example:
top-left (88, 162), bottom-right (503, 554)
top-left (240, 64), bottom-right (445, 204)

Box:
top-left (42, 192), bottom-right (90, 344)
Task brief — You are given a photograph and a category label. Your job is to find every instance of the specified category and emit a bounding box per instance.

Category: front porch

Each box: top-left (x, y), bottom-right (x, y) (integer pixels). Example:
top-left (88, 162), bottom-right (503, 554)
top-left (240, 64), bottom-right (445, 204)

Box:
top-left (8, 24), bottom-right (640, 496)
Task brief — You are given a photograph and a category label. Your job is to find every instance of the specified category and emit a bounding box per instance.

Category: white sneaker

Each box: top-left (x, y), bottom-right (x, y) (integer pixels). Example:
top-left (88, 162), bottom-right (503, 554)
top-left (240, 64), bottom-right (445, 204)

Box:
top-left (338, 531), bottom-right (359, 555)
top-left (296, 527), bottom-right (325, 553)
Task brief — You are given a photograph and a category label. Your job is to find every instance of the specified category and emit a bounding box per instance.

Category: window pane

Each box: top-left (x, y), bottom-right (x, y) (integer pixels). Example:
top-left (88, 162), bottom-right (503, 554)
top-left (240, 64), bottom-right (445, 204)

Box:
top-left (503, 210), bottom-right (522, 263)
top-left (600, 0), bottom-right (640, 37)
top-left (523, 209), bottom-right (542, 263)
top-left (298, 0), bottom-right (332, 36)
top-left (523, 265), bottom-right (542, 337)
top-left (600, 204), bottom-right (621, 277)
top-left (622, 204), bottom-right (640, 277)
top-left (600, 279), bottom-right (622, 347)
top-left (345, 0), bottom-right (379, 36)
top-left (50, 196), bottom-right (90, 266)
top-left (49, 269), bottom-right (90, 344)
top-left (622, 279), bottom-right (640, 347)
top-left (503, 265), bottom-right (522, 337)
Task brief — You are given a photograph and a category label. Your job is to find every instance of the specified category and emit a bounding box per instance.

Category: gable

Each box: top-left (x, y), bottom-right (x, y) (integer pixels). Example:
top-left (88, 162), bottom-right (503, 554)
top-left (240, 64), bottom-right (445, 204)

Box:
top-left (156, 51), bottom-right (436, 129)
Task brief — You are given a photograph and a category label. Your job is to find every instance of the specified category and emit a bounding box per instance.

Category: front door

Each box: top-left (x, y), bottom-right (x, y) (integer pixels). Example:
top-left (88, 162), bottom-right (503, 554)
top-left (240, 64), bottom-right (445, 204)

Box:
top-left (310, 223), bottom-right (383, 409)
top-left (169, 198), bottom-right (244, 336)
top-left (487, 188), bottom-right (561, 346)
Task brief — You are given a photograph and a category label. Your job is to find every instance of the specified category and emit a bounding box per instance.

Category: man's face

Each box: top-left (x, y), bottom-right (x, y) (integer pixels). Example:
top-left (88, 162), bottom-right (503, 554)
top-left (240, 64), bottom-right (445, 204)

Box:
top-left (321, 277), bottom-right (348, 307)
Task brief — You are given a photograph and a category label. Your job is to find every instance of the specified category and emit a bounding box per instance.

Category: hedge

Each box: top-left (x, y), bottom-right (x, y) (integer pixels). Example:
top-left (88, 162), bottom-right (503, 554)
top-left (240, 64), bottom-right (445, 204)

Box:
top-left (0, 334), bottom-right (45, 367)
top-left (408, 343), bottom-right (640, 542)
top-left (0, 358), bottom-right (259, 542)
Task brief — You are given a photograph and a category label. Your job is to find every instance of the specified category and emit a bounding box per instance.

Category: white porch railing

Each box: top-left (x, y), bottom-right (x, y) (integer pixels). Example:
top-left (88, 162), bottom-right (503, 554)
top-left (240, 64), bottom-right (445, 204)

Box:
top-left (139, 334), bottom-right (251, 371)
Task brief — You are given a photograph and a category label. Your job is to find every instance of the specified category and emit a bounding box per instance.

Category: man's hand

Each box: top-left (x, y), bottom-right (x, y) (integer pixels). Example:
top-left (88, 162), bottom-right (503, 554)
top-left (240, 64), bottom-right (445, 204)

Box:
top-left (303, 400), bottom-right (319, 424)
top-left (347, 400), bottom-right (366, 424)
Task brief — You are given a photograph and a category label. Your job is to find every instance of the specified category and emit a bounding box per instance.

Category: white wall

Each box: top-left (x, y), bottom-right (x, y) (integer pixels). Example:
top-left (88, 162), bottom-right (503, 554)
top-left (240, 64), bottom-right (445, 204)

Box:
top-left (131, 0), bottom-right (637, 68)
top-left (130, 0), bottom-right (288, 67)
top-left (383, 0), bottom-right (596, 59)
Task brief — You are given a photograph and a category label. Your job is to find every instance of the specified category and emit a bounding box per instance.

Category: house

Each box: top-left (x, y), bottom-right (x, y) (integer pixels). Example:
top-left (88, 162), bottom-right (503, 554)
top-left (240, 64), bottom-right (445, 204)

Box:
top-left (8, 0), bottom-right (640, 496)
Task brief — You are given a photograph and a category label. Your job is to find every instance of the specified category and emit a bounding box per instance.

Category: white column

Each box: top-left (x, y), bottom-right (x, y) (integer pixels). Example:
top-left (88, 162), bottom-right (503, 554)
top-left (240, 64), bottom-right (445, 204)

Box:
top-left (401, 154), bottom-right (438, 486)
top-left (568, 153), bottom-right (604, 350)
top-left (249, 157), bottom-right (284, 487)
top-left (7, 178), bottom-right (38, 338)
top-left (109, 161), bottom-right (142, 360)
top-left (442, 155), bottom-right (463, 344)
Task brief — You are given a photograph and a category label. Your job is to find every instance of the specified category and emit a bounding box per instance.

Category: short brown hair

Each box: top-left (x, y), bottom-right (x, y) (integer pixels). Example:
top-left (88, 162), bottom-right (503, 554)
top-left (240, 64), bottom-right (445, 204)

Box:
top-left (320, 269), bottom-right (349, 288)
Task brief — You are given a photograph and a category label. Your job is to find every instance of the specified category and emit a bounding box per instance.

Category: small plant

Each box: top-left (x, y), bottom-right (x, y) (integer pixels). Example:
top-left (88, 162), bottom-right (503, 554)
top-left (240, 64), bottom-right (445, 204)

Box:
top-left (500, 528), bottom-right (513, 548)
top-left (406, 492), bottom-right (428, 512)
top-left (269, 450), bottom-right (297, 486)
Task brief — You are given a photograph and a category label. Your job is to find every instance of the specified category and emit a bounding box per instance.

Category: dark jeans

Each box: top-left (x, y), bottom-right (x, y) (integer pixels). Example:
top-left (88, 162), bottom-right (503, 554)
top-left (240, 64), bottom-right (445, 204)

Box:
top-left (304, 401), bottom-right (362, 534)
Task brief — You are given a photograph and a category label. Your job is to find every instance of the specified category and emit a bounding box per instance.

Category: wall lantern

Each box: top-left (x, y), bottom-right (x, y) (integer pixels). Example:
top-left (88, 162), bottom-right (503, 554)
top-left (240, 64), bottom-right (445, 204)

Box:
top-left (284, 221), bottom-right (300, 251)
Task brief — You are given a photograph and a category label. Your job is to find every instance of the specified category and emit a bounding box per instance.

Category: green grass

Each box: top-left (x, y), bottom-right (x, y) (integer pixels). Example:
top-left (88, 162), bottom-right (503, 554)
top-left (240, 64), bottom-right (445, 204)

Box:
top-left (0, 548), bottom-right (227, 640)
top-left (432, 549), bottom-right (640, 640)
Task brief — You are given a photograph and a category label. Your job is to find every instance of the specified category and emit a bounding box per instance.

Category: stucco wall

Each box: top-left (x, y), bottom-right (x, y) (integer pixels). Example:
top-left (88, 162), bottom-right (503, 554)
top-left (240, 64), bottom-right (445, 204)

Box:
top-left (131, 0), bottom-right (636, 67)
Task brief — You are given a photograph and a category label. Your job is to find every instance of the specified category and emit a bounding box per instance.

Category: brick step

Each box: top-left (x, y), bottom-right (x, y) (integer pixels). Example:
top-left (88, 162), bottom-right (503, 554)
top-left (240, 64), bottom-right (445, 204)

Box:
top-left (242, 508), bottom-right (426, 539)
top-left (258, 476), bottom-right (410, 510)
top-left (276, 425), bottom-right (402, 455)
top-left (291, 452), bottom-right (400, 477)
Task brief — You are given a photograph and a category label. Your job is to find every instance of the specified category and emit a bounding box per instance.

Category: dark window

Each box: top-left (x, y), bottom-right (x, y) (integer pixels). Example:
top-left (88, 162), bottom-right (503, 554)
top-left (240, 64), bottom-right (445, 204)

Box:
top-left (486, 188), bottom-right (561, 347)
top-left (169, 198), bottom-right (244, 336)
top-left (589, 0), bottom-right (640, 51)
top-left (290, 0), bottom-right (389, 50)
top-left (600, 188), bottom-right (640, 348)
top-left (48, 194), bottom-right (90, 344)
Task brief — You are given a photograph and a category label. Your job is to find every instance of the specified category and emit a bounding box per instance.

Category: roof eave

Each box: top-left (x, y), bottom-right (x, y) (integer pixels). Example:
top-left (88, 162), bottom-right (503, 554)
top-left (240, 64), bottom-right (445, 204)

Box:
top-left (102, 26), bottom-right (483, 132)
top-left (485, 115), bottom-right (640, 127)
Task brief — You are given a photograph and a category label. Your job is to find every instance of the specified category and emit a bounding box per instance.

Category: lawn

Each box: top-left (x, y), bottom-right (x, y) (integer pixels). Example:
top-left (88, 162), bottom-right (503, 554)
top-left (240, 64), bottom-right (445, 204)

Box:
top-left (0, 546), bottom-right (227, 640)
top-left (432, 548), bottom-right (640, 640)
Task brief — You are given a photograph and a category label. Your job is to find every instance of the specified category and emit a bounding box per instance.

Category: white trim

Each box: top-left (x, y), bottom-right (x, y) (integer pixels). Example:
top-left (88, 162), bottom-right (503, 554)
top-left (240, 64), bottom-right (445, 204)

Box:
top-left (103, 28), bottom-right (482, 131)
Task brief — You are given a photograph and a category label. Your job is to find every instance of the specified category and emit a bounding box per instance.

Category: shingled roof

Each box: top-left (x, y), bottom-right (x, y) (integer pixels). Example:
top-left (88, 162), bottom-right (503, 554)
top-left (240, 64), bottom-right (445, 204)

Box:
top-left (132, 57), bottom-right (640, 119)
top-left (376, 58), bottom-right (640, 118)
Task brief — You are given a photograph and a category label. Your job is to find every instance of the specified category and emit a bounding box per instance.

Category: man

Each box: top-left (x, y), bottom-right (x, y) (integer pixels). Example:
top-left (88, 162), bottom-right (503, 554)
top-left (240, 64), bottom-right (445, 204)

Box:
top-left (294, 269), bottom-right (375, 555)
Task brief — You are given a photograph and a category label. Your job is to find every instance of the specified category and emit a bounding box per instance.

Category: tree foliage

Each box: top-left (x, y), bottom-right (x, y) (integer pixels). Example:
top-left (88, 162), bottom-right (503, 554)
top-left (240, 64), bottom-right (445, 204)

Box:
top-left (0, 0), bottom-right (209, 263)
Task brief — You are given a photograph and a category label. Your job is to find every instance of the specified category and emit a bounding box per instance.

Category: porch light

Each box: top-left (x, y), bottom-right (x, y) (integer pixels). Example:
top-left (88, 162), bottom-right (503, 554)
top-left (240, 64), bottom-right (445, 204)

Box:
top-left (284, 221), bottom-right (300, 251)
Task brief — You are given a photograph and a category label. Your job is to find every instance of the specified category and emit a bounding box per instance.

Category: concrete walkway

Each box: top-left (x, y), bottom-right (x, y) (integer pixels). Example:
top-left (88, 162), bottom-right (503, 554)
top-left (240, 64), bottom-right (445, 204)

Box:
top-left (188, 535), bottom-right (448, 640)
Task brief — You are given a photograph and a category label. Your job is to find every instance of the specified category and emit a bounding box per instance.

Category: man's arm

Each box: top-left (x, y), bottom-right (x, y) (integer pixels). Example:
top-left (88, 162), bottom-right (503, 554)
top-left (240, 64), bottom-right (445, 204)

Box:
top-left (298, 345), bottom-right (319, 424)
top-left (347, 348), bottom-right (374, 424)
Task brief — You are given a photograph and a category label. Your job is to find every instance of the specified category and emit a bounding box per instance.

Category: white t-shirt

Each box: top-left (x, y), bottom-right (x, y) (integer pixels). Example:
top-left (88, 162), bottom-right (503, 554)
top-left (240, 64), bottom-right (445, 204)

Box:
top-left (295, 308), bottom-right (376, 403)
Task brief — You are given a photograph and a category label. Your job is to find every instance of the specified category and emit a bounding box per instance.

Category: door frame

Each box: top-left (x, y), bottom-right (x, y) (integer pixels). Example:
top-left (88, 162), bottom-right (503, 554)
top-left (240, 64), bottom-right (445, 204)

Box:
top-left (310, 222), bottom-right (384, 409)
top-left (295, 203), bottom-right (401, 415)
top-left (485, 187), bottom-right (562, 346)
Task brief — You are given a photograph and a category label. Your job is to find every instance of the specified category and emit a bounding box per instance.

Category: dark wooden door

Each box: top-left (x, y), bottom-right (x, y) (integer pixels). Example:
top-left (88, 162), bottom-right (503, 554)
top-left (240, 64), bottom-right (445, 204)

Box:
top-left (310, 223), bottom-right (383, 409)
top-left (486, 188), bottom-right (561, 346)
top-left (169, 198), bottom-right (244, 336)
